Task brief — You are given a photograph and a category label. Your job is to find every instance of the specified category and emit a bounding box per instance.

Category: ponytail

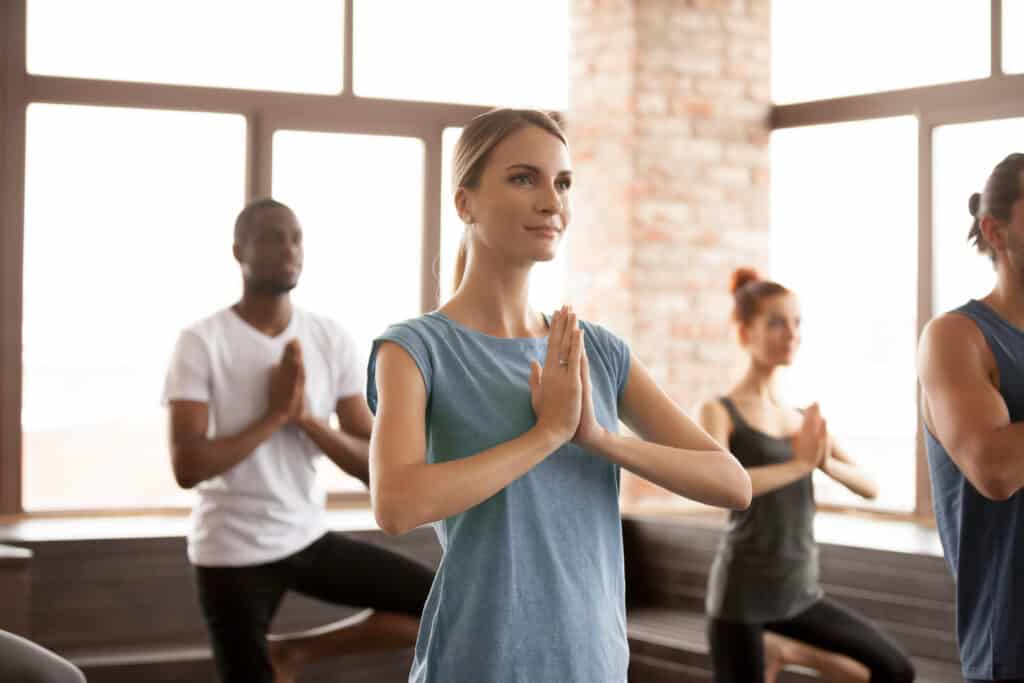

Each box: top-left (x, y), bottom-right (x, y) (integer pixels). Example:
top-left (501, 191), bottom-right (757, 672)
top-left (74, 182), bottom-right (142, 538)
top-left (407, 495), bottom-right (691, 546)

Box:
top-left (452, 234), bottom-right (468, 293)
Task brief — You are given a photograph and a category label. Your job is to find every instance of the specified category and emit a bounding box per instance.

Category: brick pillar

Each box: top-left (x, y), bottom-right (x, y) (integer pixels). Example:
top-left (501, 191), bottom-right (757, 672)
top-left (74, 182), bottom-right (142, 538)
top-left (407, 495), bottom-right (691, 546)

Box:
top-left (565, 0), bottom-right (635, 338)
top-left (568, 0), bottom-right (771, 508)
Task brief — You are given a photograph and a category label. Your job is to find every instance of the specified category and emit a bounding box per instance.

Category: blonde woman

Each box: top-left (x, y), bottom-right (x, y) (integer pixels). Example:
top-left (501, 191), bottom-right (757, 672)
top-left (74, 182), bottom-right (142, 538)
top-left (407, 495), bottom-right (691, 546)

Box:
top-left (366, 109), bottom-right (751, 682)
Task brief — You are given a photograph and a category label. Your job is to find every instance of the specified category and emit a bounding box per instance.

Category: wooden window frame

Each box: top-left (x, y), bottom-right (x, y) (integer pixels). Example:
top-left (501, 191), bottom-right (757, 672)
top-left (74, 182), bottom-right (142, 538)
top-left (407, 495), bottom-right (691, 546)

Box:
top-left (771, 0), bottom-right (1024, 519)
top-left (0, 0), bottom-right (492, 514)
top-left (4, 1), bottom-right (1023, 519)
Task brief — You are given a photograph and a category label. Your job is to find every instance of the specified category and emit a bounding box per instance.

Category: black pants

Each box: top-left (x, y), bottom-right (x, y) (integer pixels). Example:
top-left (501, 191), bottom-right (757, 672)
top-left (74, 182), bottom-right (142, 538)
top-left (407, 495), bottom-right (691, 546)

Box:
top-left (194, 532), bottom-right (434, 683)
top-left (708, 598), bottom-right (915, 682)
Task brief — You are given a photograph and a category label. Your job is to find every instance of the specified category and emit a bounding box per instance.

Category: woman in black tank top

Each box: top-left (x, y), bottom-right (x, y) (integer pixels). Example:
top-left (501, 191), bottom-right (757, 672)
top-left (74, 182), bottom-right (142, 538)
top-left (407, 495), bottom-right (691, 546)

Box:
top-left (697, 268), bottom-right (915, 683)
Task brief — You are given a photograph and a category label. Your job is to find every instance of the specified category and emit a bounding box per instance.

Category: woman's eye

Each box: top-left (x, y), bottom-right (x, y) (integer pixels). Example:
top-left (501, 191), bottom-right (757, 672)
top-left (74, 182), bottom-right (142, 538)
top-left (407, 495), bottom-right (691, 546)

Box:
top-left (556, 178), bottom-right (572, 191)
top-left (510, 174), bottom-right (533, 186)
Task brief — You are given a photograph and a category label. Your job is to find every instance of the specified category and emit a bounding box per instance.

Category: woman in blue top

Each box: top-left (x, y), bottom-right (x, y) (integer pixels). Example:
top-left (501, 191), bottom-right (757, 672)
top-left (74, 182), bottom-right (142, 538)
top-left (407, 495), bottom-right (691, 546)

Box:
top-left (366, 108), bottom-right (752, 682)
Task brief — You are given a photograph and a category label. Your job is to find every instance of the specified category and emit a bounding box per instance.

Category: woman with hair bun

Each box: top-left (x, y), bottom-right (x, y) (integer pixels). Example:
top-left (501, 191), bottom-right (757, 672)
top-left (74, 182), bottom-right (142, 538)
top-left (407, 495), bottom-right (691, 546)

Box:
top-left (698, 268), bottom-right (915, 683)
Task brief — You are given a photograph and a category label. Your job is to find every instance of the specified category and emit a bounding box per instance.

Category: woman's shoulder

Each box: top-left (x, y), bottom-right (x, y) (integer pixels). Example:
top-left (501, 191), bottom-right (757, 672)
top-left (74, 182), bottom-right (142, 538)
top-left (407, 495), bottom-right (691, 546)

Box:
top-left (578, 319), bottom-right (628, 352)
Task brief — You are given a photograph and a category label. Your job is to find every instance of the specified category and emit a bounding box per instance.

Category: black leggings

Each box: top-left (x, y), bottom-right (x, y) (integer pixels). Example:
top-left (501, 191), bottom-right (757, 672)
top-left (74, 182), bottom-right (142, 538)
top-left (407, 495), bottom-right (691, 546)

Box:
top-left (708, 598), bottom-right (915, 682)
top-left (194, 532), bottom-right (434, 683)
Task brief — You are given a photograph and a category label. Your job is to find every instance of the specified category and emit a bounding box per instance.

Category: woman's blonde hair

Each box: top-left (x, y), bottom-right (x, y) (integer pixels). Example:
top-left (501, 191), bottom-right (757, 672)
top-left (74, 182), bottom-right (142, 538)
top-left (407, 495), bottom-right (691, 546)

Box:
top-left (450, 108), bottom-right (567, 293)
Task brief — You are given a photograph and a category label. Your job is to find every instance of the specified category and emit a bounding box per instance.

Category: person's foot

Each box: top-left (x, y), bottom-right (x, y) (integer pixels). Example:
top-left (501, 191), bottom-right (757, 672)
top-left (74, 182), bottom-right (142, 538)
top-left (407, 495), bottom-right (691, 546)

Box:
top-left (268, 637), bottom-right (303, 683)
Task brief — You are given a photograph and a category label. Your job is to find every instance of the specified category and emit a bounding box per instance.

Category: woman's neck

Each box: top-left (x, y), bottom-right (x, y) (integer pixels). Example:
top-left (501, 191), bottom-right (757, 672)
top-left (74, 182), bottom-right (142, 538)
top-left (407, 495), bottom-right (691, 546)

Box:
top-left (733, 360), bottom-right (782, 405)
top-left (442, 254), bottom-right (546, 338)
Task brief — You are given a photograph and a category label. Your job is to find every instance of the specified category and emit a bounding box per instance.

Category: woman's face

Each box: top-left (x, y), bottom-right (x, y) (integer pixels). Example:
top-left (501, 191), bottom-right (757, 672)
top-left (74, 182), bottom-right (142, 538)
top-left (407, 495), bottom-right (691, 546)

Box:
top-left (457, 125), bottom-right (573, 267)
top-left (741, 293), bottom-right (802, 367)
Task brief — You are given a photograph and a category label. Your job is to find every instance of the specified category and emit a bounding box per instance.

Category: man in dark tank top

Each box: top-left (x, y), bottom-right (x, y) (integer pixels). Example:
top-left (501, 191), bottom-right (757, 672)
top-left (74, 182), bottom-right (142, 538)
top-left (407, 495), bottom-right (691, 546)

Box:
top-left (918, 152), bottom-right (1024, 682)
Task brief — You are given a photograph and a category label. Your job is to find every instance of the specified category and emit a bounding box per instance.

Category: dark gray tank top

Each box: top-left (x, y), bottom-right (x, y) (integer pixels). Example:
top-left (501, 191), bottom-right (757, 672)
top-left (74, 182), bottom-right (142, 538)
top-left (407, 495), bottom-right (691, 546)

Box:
top-left (706, 397), bottom-right (822, 622)
top-left (925, 299), bottom-right (1024, 678)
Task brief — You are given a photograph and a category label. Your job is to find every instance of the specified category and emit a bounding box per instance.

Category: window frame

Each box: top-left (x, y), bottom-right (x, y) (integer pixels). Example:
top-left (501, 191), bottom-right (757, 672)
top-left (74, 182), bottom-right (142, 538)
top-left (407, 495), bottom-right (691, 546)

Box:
top-left (771, 0), bottom-right (1024, 519)
top-left (0, 0), bottom-right (493, 514)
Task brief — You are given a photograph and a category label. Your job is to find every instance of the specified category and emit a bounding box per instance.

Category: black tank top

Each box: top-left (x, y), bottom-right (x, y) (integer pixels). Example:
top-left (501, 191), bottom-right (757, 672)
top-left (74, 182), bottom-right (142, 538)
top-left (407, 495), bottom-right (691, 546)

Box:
top-left (705, 397), bottom-right (823, 622)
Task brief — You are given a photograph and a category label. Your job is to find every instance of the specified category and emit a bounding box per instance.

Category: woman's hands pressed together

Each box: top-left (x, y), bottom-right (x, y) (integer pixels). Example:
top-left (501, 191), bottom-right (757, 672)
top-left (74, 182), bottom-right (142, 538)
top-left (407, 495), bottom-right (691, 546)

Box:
top-left (529, 306), bottom-right (582, 444)
top-left (790, 402), bottom-right (828, 474)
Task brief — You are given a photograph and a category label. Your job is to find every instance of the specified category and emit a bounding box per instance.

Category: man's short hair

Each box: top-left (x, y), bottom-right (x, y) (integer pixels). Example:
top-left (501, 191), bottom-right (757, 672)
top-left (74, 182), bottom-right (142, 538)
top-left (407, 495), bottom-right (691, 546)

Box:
top-left (234, 198), bottom-right (294, 244)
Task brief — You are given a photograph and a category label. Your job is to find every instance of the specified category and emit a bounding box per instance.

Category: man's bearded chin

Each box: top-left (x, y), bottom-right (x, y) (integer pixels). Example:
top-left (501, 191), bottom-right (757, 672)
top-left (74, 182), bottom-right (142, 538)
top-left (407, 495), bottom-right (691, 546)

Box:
top-left (248, 277), bottom-right (298, 296)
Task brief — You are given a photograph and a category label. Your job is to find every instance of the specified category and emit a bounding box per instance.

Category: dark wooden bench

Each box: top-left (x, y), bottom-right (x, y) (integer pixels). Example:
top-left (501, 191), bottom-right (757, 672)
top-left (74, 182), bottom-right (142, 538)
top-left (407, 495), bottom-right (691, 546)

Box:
top-left (0, 511), bottom-right (439, 683)
top-left (0, 543), bottom-right (32, 636)
top-left (623, 514), bottom-right (963, 682)
top-left (1, 512), bottom-right (964, 682)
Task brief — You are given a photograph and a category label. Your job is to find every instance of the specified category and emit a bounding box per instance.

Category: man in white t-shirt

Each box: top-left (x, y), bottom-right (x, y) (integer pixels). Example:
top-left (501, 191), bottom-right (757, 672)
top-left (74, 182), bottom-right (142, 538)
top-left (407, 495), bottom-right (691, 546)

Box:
top-left (163, 198), bottom-right (432, 683)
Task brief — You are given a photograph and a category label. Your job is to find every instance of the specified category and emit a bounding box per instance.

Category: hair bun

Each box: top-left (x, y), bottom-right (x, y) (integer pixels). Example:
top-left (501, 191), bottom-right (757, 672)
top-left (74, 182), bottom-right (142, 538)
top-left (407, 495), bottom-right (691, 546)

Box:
top-left (730, 267), bottom-right (760, 294)
top-left (969, 192), bottom-right (982, 217)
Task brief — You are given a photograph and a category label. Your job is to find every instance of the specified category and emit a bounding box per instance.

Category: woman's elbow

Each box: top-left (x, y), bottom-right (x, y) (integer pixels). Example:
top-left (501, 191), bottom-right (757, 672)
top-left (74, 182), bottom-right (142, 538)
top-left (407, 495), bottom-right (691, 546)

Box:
top-left (371, 482), bottom-right (420, 536)
top-left (718, 451), bottom-right (752, 510)
top-left (373, 510), bottom-right (409, 536)
top-left (729, 469), bottom-right (753, 510)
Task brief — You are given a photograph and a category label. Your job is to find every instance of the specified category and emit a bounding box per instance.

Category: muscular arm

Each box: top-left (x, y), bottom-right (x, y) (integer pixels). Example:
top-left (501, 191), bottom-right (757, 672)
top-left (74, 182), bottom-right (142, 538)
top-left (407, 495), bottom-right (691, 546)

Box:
top-left (168, 400), bottom-right (288, 489)
top-left (918, 313), bottom-right (1024, 501)
top-left (295, 395), bottom-right (373, 487)
top-left (602, 360), bottom-right (751, 510)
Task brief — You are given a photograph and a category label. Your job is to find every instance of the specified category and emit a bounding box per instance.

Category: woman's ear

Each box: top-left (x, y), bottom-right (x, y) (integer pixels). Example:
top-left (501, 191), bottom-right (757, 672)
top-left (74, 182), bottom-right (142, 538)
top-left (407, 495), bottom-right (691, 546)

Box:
top-left (736, 322), bottom-right (751, 348)
top-left (455, 187), bottom-right (474, 225)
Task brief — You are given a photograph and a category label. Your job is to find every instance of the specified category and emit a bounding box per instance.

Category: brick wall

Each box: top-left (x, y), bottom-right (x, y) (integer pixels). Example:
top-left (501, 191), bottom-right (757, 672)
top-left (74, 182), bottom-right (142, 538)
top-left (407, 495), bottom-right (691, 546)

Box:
top-left (567, 0), bottom-right (771, 506)
top-left (565, 0), bottom-right (636, 339)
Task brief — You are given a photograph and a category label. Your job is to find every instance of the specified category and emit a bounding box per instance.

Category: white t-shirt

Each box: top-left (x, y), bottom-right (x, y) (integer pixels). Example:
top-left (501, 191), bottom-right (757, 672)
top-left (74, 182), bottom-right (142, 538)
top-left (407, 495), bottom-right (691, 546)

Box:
top-left (163, 306), bottom-right (365, 567)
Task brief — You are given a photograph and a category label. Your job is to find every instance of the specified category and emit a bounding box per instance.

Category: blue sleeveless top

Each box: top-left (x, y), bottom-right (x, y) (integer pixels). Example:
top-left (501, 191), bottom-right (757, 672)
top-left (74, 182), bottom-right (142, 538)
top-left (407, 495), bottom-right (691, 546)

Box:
top-left (925, 299), bottom-right (1024, 679)
top-left (367, 312), bottom-right (632, 682)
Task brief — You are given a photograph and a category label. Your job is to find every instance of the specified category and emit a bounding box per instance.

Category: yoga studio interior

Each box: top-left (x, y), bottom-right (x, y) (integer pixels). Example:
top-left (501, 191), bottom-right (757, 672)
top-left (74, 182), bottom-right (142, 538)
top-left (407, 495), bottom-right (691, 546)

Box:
top-left (1, 2), bottom-right (1021, 681)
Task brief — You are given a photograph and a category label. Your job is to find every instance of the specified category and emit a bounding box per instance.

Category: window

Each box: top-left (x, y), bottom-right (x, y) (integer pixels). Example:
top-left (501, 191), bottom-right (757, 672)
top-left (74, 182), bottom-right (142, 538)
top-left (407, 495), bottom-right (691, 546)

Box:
top-left (439, 127), bottom-right (568, 312)
top-left (770, 3), bottom-right (1022, 519)
top-left (932, 117), bottom-right (1024, 315)
top-left (7, 0), bottom-right (573, 514)
top-left (770, 117), bottom-right (918, 512)
top-left (272, 131), bottom-right (425, 493)
top-left (22, 104), bottom-right (246, 511)
top-left (354, 0), bottom-right (569, 109)
top-left (27, 0), bottom-right (345, 93)
top-left (771, 1), bottom-right (989, 104)
top-left (1005, 0), bottom-right (1024, 74)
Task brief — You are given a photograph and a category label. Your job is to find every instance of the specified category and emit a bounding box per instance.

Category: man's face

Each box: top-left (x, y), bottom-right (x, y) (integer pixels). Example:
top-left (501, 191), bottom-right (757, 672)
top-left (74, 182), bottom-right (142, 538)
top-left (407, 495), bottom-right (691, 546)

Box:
top-left (235, 206), bottom-right (303, 295)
